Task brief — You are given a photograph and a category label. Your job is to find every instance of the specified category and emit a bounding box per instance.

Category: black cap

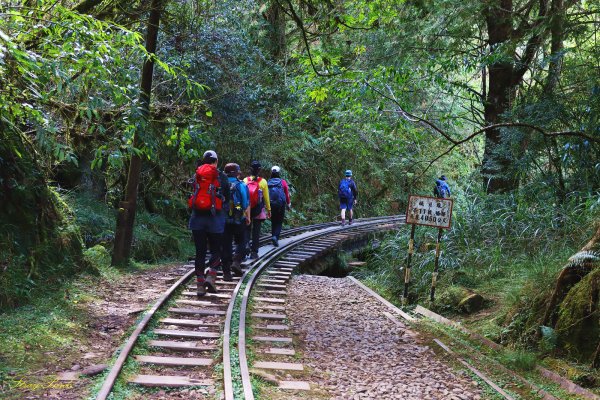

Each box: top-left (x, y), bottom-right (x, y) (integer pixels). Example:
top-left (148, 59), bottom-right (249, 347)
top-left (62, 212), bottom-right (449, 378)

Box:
top-left (250, 161), bottom-right (261, 174)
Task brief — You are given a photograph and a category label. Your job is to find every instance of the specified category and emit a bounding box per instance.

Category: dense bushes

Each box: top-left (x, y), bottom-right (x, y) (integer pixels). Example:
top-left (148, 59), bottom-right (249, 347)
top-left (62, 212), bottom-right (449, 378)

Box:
top-left (0, 189), bottom-right (193, 309)
top-left (0, 132), bottom-right (87, 309)
top-left (354, 186), bottom-right (600, 357)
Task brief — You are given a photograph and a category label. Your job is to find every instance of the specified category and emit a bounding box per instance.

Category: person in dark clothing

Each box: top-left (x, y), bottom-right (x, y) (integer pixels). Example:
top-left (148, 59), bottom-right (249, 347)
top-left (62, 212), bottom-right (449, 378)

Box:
top-left (244, 161), bottom-right (271, 259)
top-left (222, 163), bottom-right (250, 279)
top-left (434, 175), bottom-right (451, 198)
top-left (268, 165), bottom-right (291, 247)
top-left (188, 150), bottom-right (229, 296)
top-left (338, 169), bottom-right (358, 226)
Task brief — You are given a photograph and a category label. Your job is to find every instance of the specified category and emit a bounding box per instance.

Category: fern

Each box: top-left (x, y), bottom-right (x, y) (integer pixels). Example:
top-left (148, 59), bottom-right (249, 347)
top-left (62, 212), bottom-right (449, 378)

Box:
top-left (566, 251), bottom-right (600, 268)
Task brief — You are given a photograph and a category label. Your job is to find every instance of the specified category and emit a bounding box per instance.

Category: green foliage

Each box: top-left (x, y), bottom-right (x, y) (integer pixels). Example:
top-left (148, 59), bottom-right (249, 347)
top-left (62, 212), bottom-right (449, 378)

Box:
top-left (83, 245), bottom-right (111, 270)
top-left (67, 191), bottom-right (193, 263)
top-left (0, 129), bottom-right (87, 308)
top-left (0, 0), bottom-right (598, 377)
top-left (356, 186), bottom-right (599, 355)
top-left (0, 281), bottom-right (89, 381)
top-left (499, 349), bottom-right (538, 372)
top-left (539, 326), bottom-right (558, 353)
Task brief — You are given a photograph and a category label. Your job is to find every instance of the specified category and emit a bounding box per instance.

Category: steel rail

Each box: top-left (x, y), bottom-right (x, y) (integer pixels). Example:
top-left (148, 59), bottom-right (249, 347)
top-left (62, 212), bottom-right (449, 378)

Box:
top-left (95, 223), bottom-right (320, 400)
top-left (237, 216), bottom-right (404, 399)
top-left (96, 268), bottom-right (196, 400)
top-left (223, 216), bottom-right (400, 399)
top-left (95, 217), bottom-right (400, 400)
top-left (222, 263), bottom-right (254, 400)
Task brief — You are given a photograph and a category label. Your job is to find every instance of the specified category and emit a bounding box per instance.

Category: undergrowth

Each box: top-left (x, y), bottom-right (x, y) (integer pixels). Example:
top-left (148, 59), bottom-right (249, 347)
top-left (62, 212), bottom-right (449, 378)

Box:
top-left (0, 190), bottom-right (193, 309)
top-left (354, 186), bottom-right (600, 353)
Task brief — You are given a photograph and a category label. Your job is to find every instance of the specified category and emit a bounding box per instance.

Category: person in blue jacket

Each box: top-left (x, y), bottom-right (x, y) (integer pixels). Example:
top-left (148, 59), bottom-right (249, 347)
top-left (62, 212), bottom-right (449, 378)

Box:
top-left (338, 170), bottom-right (358, 226)
top-left (222, 163), bottom-right (251, 279)
top-left (434, 175), bottom-right (451, 198)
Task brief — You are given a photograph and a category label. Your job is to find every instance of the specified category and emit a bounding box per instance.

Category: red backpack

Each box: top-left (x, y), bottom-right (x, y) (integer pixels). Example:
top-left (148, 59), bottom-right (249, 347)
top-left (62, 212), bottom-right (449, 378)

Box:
top-left (246, 176), bottom-right (263, 209)
top-left (188, 164), bottom-right (222, 213)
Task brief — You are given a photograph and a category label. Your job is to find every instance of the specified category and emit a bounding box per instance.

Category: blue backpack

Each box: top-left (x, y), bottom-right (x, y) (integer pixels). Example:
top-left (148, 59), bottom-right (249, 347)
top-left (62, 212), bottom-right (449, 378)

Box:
top-left (434, 180), bottom-right (450, 198)
top-left (268, 178), bottom-right (287, 210)
top-left (338, 179), bottom-right (353, 200)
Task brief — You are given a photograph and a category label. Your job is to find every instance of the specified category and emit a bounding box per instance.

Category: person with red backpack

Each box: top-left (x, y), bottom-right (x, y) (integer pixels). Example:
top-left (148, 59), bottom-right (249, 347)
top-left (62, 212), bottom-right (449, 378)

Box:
top-left (268, 165), bottom-right (291, 247)
top-left (244, 161), bottom-right (271, 259)
top-left (338, 169), bottom-right (358, 226)
top-left (188, 150), bottom-right (229, 297)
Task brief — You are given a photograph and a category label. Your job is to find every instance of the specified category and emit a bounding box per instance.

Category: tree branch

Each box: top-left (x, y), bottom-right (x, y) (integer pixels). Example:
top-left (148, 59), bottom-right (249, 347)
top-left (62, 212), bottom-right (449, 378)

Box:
top-left (365, 80), bottom-right (599, 178)
top-left (278, 0), bottom-right (341, 77)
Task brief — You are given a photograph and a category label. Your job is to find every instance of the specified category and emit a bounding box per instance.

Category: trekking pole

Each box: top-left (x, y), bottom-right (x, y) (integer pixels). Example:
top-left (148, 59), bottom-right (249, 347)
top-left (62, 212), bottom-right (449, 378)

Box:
top-left (430, 228), bottom-right (443, 302)
top-left (402, 224), bottom-right (416, 305)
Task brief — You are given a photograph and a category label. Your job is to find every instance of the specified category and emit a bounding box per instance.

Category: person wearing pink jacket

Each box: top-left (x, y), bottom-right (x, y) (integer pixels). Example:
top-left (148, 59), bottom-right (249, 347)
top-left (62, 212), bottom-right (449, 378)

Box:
top-left (267, 165), bottom-right (291, 247)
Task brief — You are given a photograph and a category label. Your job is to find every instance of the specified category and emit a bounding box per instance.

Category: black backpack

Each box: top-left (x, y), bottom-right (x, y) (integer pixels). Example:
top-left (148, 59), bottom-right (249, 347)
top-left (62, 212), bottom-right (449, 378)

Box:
top-left (226, 180), bottom-right (244, 224)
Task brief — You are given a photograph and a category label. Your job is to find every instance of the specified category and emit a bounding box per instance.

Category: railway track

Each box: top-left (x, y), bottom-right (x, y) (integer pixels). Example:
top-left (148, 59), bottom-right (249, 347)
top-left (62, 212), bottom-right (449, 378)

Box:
top-left (95, 215), bottom-right (404, 400)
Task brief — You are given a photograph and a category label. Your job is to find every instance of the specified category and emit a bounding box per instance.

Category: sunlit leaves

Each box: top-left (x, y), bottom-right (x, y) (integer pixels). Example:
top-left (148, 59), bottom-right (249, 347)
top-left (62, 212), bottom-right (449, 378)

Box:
top-left (0, 0), bottom-right (214, 174)
top-left (309, 87), bottom-right (329, 104)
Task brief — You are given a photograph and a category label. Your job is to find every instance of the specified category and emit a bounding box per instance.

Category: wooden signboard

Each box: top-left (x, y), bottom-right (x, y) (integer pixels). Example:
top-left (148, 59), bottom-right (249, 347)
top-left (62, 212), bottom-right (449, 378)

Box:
top-left (406, 195), bottom-right (453, 229)
top-left (403, 194), bottom-right (454, 303)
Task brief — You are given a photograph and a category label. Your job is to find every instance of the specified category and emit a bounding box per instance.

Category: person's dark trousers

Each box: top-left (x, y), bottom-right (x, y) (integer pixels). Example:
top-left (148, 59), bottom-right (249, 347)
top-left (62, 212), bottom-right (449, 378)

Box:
top-left (271, 207), bottom-right (285, 240)
top-left (222, 223), bottom-right (245, 273)
top-left (193, 230), bottom-right (221, 278)
top-left (247, 219), bottom-right (262, 253)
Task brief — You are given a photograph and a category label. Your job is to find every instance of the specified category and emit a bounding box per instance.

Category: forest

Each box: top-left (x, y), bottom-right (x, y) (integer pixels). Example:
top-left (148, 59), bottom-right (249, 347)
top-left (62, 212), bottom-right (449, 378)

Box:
top-left (1, 0), bottom-right (600, 397)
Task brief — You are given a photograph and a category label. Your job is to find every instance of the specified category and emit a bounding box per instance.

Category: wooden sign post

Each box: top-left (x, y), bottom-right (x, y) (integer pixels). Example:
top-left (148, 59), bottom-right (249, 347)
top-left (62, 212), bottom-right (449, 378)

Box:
top-left (404, 195), bottom-right (453, 303)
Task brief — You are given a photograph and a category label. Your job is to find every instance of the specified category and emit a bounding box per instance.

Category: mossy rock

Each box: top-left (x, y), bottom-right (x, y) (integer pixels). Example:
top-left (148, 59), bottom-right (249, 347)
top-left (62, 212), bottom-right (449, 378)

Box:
top-left (435, 286), bottom-right (485, 314)
top-left (438, 286), bottom-right (469, 305)
top-left (83, 245), bottom-right (111, 270)
top-left (458, 293), bottom-right (484, 313)
top-left (555, 267), bottom-right (600, 361)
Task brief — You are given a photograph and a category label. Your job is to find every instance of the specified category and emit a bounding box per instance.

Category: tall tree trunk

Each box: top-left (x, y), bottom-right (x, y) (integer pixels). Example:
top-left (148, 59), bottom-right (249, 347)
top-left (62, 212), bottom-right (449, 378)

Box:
top-left (544, 0), bottom-right (564, 95)
top-left (264, 0), bottom-right (286, 61)
top-left (593, 338), bottom-right (600, 368)
top-left (112, 0), bottom-right (163, 265)
top-left (544, 0), bottom-right (567, 203)
top-left (481, 0), bottom-right (551, 193)
top-left (481, 0), bottom-right (519, 193)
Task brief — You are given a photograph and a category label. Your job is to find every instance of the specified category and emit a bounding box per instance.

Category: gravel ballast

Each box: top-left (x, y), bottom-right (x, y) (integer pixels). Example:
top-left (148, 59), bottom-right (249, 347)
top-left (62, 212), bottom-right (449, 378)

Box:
top-left (287, 275), bottom-right (483, 400)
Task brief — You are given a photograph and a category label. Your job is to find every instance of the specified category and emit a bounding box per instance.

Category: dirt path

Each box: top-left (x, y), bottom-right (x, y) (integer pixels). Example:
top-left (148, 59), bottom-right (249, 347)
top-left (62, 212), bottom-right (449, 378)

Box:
top-left (4, 263), bottom-right (191, 400)
top-left (287, 275), bottom-right (483, 400)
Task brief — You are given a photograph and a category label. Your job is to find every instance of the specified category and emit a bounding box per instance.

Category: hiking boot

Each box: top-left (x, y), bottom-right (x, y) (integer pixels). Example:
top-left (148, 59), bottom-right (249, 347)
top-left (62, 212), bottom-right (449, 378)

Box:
top-left (271, 236), bottom-right (279, 247)
top-left (222, 271), bottom-right (233, 282)
top-left (205, 269), bottom-right (218, 293)
top-left (348, 219), bottom-right (353, 225)
top-left (196, 278), bottom-right (207, 297)
top-left (341, 219), bottom-right (346, 226)
top-left (250, 251), bottom-right (259, 260)
top-left (231, 260), bottom-right (243, 277)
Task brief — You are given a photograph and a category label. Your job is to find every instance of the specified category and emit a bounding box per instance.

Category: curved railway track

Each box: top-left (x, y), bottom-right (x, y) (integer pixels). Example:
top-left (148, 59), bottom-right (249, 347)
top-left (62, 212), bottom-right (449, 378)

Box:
top-left (96, 215), bottom-right (404, 400)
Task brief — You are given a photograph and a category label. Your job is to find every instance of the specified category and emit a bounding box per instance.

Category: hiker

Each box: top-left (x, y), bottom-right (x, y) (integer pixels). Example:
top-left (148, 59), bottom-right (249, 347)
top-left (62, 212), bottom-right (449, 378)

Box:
top-left (244, 161), bottom-right (271, 259)
top-left (222, 163), bottom-right (251, 279)
top-left (188, 150), bottom-right (229, 297)
top-left (434, 175), bottom-right (451, 198)
top-left (268, 165), bottom-right (291, 247)
top-left (338, 169), bottom-right (358, 226)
